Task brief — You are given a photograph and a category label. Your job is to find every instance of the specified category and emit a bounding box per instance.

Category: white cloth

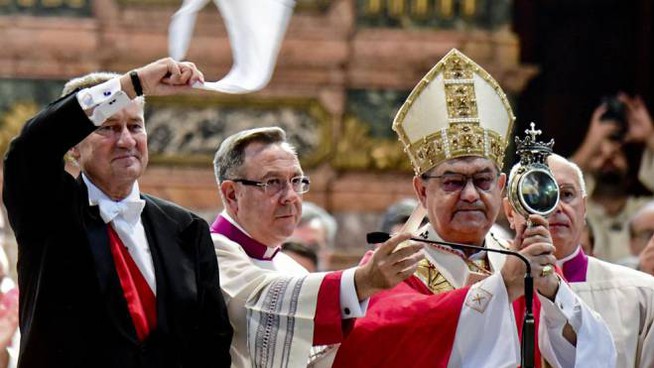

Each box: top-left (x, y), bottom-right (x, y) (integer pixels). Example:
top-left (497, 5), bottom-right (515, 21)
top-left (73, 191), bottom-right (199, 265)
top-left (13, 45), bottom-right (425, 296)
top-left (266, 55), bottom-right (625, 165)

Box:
top-left (447, 273), bottom-right (520, 368)
top-left (569, 256), bottom-right (654, 367)
top-left (76, 78), bottom-right (131, 126)
top-left (213, 213), bottom-right (367, 368)
top-left (168, 0), bottom-right (296, 94)
top-left (214, 233), bottom-right (325, 368)
top-left (98, 199), bottom-right (144, 227)
top-left (83, 175), bottom-right (156, 293)
top-left (417, 224), bottom-right (616, 367)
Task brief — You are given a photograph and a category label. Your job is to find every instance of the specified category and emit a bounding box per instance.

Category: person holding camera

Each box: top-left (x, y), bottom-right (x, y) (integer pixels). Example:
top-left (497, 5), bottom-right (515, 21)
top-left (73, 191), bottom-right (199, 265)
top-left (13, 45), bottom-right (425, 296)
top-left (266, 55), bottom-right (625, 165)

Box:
top-left (571, 93), bottom-right (654, 263)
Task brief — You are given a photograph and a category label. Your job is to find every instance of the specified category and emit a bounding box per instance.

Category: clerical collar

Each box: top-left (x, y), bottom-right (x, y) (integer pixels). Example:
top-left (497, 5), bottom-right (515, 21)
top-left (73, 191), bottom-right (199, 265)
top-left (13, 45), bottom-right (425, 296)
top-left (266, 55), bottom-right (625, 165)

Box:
top-left (210, 212), bottom-right (280, 260)
top-left (556, 245), bottom-right (588, 283)
top-left (82, 173), bottom-right (140, 206)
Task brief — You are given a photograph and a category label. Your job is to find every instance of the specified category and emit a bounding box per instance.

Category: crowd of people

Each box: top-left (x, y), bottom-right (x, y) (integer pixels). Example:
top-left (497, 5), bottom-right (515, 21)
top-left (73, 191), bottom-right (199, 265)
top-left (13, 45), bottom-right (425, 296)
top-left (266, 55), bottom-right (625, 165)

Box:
top-left (0, 49), bottom-right (652, 367)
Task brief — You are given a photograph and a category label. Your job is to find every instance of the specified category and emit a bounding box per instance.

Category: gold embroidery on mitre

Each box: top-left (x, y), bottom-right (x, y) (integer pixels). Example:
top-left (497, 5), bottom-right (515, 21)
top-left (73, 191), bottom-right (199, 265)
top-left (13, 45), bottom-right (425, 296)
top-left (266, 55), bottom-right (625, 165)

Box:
top-left (445, 83), bottom-right (477, 119)
top-left (407, 124), bottom-right (506, 175)
top-left (392, 49), bottom-right (515, 176)
top-left (443, 53), bottom-right (474, 79)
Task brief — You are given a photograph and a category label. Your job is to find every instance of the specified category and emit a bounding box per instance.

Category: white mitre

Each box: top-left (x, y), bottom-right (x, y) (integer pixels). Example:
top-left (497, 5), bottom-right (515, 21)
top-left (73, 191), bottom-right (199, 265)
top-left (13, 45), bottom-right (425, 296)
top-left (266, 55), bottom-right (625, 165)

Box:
top-left (393, 49), bottom-right (515, 175)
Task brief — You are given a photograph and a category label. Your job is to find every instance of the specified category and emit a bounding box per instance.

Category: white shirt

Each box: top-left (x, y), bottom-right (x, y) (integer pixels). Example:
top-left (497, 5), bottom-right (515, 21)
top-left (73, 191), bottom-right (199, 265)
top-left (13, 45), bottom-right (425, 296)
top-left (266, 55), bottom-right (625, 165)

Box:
top-left (76, 77), bottom-right (131, 126)
top-left (83, 174), bottom-right (156, 293)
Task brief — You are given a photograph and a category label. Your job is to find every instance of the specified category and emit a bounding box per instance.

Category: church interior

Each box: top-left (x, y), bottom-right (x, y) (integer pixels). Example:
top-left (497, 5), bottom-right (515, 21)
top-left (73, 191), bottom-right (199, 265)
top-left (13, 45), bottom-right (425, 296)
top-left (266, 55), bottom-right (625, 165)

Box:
top-left (1, 0), bottom-right (653, 272)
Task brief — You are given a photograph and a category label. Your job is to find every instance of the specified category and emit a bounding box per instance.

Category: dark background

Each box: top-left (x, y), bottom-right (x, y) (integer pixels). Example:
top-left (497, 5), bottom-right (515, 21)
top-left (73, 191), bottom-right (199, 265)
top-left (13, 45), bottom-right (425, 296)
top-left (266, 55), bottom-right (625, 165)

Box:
top-left (513, 0), bottom-right (653, 157)
top-left (512, 0), bottom-right (653, 195)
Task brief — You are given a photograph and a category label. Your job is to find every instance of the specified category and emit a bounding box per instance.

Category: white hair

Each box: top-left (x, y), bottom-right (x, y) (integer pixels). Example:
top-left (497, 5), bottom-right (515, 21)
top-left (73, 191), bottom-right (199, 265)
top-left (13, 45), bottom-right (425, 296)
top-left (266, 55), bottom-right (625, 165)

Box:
top-left (629, 200), bottom-right (654, 236)
top-left (507, 154), bottom-right (587, 197)
top-left (299, 202), bottom-right (337, 249)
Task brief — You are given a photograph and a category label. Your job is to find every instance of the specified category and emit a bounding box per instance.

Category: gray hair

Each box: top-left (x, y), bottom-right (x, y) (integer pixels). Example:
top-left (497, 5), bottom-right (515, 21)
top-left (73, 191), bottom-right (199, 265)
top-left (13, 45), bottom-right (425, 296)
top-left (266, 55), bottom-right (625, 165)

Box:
top-left (62, 71), bottom-right (145, 166)
top-left (380, 198), bottom-right (419, 234)
top-left (507, 154), bottom-right (587, 197)
top-left (299, 201), bottom-right (337, 249)
top-left (61, 71), bottom-right (145, 106)
top-left (213, 126), bottom-right (297, 183)
top-left (628, 200), bottom-right (654, 237)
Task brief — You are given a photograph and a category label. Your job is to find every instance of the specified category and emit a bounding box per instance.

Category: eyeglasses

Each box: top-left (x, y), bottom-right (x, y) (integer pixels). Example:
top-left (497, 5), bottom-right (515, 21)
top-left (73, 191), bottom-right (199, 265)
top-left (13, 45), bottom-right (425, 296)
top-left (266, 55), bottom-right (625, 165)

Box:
top-left (229, 176), bottom-right (311, 196)
top-left (421, 172), bottom-right (498, 193)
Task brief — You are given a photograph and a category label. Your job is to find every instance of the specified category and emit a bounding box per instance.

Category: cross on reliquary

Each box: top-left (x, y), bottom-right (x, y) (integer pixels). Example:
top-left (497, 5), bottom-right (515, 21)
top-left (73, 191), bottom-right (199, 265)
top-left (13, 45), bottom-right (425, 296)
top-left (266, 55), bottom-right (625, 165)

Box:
top-left (525, 122), bottom-right (541, 141)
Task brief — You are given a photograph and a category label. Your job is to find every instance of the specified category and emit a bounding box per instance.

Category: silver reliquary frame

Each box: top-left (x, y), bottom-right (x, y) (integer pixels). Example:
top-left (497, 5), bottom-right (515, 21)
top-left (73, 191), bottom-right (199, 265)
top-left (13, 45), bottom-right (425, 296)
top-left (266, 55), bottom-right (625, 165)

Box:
top-left (507, 123), bottom-right (560, 219)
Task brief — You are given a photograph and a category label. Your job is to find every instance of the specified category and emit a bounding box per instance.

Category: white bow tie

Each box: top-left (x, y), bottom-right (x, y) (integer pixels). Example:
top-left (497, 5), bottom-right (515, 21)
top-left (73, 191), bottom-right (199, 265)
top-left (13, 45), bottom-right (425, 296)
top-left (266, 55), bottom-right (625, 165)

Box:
top-left (98, 198), bottom-right (145, 226)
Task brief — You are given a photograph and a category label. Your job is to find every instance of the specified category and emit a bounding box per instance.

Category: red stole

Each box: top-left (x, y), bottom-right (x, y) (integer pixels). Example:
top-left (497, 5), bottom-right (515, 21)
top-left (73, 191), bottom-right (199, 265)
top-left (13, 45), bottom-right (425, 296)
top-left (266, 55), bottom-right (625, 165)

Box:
top-left (514, 295), bottom-right (543, 368)
top-left (333, 250), bottom-right (547, 367)
top-left (333, 278), bottom-right (545, 367)
top-left (107, 225), bottom-right (157, 341)
top-left (333, 276), bottom-right (469, 367)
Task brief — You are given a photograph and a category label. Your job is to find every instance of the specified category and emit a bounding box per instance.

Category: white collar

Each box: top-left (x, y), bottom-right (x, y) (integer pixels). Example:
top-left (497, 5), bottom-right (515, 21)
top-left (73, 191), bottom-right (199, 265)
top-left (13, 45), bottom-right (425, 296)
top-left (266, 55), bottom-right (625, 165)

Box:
top-left (83, 173), bottom-right (141, 206)
top-left (556, 245), bottom-right (581, 268)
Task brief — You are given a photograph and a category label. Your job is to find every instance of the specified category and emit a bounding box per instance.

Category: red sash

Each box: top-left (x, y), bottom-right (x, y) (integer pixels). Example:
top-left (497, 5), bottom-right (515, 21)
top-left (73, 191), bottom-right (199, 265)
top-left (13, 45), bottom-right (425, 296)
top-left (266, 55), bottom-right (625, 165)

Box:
top-left (107, 226), bottom-right (157, 341)
top-left (333, 276), bottom-right (468, 367)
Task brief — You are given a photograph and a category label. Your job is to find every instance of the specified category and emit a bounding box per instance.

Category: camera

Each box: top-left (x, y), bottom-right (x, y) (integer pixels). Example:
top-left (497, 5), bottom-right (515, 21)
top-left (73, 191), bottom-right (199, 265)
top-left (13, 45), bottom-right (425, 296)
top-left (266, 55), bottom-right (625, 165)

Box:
top-left (600, 96), bottom-right (627, 141)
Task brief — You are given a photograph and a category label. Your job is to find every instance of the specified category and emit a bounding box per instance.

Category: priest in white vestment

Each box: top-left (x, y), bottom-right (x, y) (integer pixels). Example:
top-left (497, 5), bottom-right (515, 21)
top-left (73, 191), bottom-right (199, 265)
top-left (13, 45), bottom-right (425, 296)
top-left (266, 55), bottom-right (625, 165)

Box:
top-left (210, 127), bottom-right (425, 367)
top-left (505, 154), bottom-right (654, 367)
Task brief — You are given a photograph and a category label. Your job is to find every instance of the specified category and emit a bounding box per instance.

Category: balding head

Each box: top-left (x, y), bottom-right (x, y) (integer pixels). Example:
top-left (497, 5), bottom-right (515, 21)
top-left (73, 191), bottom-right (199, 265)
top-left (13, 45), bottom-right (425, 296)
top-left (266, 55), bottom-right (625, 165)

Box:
top-left (629, 201), bottom-right (654, 256)
top-left (547, 154), bottom-right (587, 197)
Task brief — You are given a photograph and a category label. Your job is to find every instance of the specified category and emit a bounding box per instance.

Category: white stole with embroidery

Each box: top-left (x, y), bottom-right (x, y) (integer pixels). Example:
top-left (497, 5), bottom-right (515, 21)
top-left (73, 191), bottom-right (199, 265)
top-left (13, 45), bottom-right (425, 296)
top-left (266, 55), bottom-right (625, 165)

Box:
top-left (213, 233), bottom-right (325, 368)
